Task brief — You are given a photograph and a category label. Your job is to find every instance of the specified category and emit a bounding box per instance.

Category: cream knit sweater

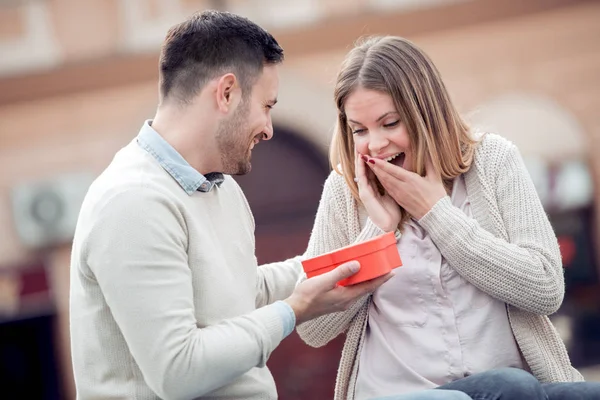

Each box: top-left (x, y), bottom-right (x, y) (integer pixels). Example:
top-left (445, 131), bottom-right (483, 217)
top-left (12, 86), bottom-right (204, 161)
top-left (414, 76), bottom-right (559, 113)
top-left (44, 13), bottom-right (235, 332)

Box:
top-left (297, 133), bottom-right (584, 400)
top-left (70, 140), bottom-right (301, 400)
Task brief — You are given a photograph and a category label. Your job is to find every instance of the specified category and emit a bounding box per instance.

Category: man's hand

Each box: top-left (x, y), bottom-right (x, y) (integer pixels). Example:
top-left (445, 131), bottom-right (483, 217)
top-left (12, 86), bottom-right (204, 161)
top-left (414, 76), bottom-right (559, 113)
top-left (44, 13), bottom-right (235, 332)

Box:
top-left (284, 261), bottom-right (393, 325)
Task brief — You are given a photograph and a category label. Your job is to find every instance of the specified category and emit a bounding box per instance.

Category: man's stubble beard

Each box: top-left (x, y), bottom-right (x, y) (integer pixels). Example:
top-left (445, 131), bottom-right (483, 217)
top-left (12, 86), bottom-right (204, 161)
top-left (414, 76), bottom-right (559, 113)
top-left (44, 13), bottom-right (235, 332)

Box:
top-left (215, 99), bottom-right (252, 176)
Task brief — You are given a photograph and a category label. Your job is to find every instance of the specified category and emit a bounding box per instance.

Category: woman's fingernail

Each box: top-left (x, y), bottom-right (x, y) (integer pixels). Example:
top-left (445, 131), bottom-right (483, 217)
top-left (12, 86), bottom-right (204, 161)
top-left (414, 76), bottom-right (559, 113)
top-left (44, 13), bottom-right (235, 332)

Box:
top-left (368, 159), bottom-right (376, 164)
top-left (361, 155), bottom-right (368, 162)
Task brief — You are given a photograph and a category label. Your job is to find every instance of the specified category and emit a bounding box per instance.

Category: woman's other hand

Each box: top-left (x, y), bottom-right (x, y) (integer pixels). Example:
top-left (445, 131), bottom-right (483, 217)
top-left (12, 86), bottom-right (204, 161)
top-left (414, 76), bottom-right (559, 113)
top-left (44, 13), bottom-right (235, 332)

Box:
top-left (355, 151), bottom-right (401, 231)
top-left (366, 156), bottom-right (446, 220)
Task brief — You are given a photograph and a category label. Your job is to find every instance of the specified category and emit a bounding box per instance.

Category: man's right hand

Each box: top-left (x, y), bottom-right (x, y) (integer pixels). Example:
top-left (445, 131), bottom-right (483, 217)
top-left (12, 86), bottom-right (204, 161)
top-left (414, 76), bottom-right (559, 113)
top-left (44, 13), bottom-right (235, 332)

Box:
top-left (284, 261), bottom-right (393, 325)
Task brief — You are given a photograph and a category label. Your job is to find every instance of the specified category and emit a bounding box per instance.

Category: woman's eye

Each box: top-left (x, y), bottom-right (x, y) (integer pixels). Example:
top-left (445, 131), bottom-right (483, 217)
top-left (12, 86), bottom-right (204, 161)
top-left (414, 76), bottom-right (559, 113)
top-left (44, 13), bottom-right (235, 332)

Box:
top-left (384, 120), bottom-right (400, 128)
top-left (352, 128), bottom-right (366, 135)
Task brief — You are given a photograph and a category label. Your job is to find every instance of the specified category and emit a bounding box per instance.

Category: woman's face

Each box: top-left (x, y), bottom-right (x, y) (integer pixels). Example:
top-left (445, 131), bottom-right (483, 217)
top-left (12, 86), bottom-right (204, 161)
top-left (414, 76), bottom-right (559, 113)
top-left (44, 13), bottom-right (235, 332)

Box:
top-left (344, 87), bottom-right (412, 171)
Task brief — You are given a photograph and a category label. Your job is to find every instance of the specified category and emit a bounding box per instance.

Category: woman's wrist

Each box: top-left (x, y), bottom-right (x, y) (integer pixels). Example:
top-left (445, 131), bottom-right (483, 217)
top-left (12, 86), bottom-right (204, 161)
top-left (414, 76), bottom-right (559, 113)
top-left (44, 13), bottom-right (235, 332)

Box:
top-left (379, 222), bottom-right (399, 233)
top-left (415, 195), bottom-right (447, 220)
top-left (417, 195), bottom-right (450, 223)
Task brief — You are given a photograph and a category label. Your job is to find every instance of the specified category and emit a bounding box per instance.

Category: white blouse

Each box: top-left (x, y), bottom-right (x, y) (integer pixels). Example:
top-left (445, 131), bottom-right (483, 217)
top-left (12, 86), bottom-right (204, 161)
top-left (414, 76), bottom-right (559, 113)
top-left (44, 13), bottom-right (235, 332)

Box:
top-left (355, 175), bottom-right (523, 399)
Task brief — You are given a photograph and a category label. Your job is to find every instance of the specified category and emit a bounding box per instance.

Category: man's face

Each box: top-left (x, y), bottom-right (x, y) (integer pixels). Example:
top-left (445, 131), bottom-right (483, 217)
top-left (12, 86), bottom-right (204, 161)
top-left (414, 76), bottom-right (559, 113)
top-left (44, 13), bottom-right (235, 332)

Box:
top-left (215, 65), bottom-right (279, 175)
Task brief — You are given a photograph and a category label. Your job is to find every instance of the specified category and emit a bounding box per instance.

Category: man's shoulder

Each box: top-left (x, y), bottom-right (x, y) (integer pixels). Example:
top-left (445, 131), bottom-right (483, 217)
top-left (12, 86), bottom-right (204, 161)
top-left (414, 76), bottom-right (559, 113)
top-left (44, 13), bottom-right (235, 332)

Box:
top-left (215, 175), bottom-right (248, 201)
top-left (83, 179), bottom-right (175, 223)
top-left (84, 143), bottom-right (181, 214)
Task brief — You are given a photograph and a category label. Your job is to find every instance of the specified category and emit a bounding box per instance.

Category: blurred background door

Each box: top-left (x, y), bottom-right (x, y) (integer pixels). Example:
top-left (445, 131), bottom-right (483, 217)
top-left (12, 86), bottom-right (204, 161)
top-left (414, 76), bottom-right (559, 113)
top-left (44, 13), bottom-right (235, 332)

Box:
top-left (233, 125), bottom-right (346, 400)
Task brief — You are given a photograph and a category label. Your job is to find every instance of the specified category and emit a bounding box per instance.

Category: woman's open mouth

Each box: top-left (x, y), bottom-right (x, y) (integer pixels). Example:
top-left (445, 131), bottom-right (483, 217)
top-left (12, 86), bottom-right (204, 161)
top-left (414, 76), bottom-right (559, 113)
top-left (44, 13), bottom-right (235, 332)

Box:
top-left (385, 152), bottom-right (405, 168)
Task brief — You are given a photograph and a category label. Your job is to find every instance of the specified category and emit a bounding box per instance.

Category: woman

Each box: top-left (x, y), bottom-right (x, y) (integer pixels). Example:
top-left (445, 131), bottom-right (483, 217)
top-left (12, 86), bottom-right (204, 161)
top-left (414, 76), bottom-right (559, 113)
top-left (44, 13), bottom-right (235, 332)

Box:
top-left (297, 36), bottom-right (599, 400)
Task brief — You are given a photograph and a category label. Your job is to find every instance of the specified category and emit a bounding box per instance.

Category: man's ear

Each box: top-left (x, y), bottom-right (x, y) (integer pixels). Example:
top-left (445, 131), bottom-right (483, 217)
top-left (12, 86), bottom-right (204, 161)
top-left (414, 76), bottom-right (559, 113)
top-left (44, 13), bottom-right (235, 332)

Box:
top-left (215, 73), bottom-right (240, 113)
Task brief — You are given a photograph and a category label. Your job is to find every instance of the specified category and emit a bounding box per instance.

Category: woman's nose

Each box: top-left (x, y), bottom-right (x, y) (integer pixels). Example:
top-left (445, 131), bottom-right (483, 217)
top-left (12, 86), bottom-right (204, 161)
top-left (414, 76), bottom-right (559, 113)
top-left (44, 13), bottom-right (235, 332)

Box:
top-left (368, 131), bottom-right (389, 154)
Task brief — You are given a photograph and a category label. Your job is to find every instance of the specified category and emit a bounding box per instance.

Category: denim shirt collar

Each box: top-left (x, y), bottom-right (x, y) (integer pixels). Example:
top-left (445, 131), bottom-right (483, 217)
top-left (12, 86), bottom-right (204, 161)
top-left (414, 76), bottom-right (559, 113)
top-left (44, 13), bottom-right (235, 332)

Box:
top-left (136, 120), bottom-right (224, 195)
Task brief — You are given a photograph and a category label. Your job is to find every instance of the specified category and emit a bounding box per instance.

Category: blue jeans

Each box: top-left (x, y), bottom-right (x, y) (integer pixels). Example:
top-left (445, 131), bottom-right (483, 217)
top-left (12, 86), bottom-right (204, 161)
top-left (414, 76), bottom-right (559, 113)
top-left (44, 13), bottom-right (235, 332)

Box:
top-left (374, 368), bottom-right (600, 400)
top-left (439, 368), bottom-right (600, 399)
top-left (372, 389), bottom-right (472, 400)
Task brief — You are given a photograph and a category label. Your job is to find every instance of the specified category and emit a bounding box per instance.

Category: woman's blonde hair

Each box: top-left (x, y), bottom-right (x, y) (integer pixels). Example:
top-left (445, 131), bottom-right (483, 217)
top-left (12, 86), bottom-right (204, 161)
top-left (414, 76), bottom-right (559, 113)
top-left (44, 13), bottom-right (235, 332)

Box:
top-left (330, 36), bottom-right (478, 227)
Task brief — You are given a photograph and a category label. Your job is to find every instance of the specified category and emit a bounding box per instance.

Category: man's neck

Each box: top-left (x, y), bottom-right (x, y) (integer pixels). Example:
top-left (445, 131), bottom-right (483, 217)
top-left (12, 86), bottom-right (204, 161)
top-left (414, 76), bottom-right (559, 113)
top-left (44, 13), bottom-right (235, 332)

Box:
top-left (151, 107), bottom-right (221, 176)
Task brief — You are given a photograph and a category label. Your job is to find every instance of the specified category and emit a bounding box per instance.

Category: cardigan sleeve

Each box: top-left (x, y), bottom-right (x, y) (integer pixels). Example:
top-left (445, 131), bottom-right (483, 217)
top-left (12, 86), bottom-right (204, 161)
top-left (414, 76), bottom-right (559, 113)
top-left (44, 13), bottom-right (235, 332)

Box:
top-left (296, 172), bottom-right (386, 348)
top-left (419, 143), bottom-right (564, 315)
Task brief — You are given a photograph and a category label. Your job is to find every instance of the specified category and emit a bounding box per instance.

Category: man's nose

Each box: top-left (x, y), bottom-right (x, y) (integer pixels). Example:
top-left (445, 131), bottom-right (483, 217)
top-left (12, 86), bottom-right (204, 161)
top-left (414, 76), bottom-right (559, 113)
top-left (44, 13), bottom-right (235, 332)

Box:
top-left (262, 119), bottom-right (274, 141)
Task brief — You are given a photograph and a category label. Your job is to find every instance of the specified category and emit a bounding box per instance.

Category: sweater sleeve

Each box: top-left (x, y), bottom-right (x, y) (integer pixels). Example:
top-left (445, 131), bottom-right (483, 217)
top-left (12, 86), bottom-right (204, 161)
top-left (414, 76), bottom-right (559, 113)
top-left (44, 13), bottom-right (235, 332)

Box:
top-left (296, 173), bottom-right (386, 348)
top-left (418, 143), bottom-right (564, 315)
top-left (255, 256), bottom-right (303, 308)
top-left (230, 176), bottom-right (303, 310)
top-left (84, 188), bottom-right (285, 400)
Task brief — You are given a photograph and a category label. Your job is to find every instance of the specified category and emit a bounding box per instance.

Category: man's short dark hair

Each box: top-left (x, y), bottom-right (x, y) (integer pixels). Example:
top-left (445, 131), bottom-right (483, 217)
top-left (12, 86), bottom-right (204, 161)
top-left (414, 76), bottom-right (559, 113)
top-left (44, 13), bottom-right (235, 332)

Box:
top-left (158, 10), bottom-right (284, 105)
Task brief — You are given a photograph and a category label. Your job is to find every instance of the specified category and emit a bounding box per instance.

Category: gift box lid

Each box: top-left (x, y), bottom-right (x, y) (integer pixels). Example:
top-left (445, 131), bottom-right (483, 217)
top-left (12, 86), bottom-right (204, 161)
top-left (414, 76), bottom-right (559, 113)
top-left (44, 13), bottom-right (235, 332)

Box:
top-left (302, 232), bottom-right (397, 273)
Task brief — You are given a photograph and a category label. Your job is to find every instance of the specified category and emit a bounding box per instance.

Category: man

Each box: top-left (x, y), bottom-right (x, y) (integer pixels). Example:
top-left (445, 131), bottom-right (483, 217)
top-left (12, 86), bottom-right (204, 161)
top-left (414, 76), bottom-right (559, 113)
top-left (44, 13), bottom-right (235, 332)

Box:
top-left (69, 10), bottom-right (390, 400)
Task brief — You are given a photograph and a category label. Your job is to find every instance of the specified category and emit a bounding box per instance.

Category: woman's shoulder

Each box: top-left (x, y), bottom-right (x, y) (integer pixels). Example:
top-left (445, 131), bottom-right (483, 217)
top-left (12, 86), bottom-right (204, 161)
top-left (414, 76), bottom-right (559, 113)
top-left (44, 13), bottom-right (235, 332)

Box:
top-left (472, 132), bottom-right (520, 173)
top-left (321, 168), bottom-right (361, 213)
top-left (474, 132), bottom-right (517, 157)
top-left (324, 167), bottom-right (352, 197)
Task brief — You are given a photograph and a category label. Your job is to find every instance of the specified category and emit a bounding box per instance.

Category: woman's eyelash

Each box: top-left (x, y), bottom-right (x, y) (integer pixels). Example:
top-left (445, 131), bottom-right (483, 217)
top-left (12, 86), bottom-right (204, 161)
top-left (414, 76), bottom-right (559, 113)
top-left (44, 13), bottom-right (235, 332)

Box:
top-left (352, 121), bottom-right (399, 134)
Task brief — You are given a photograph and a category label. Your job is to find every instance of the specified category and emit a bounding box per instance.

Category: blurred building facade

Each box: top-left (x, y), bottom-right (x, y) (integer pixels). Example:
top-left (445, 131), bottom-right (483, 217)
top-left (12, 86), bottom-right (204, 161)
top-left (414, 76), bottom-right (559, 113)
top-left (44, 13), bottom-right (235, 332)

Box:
top-left (0, 0), bottom-right (599, 398)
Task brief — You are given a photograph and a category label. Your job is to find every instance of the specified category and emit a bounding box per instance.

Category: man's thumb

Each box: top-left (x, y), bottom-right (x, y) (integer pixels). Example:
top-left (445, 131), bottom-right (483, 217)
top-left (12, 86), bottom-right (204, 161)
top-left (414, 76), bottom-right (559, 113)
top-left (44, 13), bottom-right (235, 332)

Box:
top-left (327, 260), bottom-right (360, 283)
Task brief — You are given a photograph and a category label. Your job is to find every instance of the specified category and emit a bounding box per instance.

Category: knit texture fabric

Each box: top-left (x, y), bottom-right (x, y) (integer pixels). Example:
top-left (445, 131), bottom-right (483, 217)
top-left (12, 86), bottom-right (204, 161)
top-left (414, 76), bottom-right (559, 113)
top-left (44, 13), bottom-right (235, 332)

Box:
top-left (70, 140), bottom-right (301, 400)
top-left (297, 133), bottom-right (583, 400)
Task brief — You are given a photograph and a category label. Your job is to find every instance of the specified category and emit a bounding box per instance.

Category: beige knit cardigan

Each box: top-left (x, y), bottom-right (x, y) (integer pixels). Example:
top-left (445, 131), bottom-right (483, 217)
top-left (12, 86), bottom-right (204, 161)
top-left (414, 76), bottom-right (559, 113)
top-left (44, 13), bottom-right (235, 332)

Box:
top-left (297, 133), bottom-right (583, 400)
